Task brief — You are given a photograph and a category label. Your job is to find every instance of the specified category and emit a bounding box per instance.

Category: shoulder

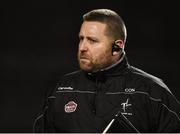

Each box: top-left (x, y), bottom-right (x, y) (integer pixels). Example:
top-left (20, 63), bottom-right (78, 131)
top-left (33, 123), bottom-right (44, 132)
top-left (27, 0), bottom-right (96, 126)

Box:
top-left (61, 70), bottom-right (85, 81)
top-left (128, 66), bottom-right (171, 94)
top-left (128, 66), bottom-right (180, 110)
top-left (55, 70), bottom-right (87, 86)
top-left (129, 66), bottom-right (180, 118)
top-left (46, 70), bottom-right (84, 95)
top-left (64, 70), bottom-right (83, 77)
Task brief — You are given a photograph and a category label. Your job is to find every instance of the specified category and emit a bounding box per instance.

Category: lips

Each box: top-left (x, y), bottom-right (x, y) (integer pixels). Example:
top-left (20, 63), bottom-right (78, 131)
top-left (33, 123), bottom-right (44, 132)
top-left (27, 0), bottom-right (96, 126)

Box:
top-left (80, 55), bottom-right (90, 60)
top-left (80, 57), bottom-right (89, 60)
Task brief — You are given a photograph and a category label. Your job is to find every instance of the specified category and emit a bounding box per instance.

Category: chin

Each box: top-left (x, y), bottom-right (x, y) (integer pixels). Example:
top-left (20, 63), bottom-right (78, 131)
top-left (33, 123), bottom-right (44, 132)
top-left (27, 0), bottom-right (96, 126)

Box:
top-left (79, 64), bottom-right (93, 72)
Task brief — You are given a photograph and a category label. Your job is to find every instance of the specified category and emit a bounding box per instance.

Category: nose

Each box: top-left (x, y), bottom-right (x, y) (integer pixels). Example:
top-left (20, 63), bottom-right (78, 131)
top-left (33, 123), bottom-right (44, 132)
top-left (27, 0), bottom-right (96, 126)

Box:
top-left (79, 40), bottom-right (88, 52)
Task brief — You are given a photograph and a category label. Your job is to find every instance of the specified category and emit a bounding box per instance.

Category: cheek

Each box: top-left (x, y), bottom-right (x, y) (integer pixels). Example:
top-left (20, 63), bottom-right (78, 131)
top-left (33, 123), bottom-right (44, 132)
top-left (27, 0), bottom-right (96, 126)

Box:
top-left (92, 48), bottom-right (111, 62)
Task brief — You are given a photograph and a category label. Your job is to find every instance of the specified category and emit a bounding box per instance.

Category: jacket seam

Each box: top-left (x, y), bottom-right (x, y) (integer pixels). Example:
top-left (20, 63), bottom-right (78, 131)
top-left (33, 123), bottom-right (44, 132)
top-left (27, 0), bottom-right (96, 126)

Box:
top-left (161, 103), bottom-right (180, 122)
top-left (33, 113), bottom-right (44, 132)
top-left (56, 90), bottom-right (96, 94)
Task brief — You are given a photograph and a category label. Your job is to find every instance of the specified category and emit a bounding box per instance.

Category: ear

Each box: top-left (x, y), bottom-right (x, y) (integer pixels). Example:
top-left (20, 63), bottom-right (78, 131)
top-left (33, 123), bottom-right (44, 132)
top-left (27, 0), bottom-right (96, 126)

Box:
top-left (115, 39), bottom-right (124, 49)
top-left (112, 39), bottom-right (125, 56)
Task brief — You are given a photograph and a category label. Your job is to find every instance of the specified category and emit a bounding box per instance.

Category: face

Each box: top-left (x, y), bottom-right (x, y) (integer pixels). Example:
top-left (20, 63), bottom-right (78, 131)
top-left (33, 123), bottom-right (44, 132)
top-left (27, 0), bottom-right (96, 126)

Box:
top-left (78, 21), bottom-right (115, 72)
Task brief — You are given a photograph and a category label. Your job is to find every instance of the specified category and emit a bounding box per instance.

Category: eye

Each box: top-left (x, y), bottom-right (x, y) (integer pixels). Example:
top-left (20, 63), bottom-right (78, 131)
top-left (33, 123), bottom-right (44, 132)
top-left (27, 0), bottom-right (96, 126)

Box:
top-left (79, 36), bottom-right (84, 43)
top-left (88, 37), bottom-right (97, 44)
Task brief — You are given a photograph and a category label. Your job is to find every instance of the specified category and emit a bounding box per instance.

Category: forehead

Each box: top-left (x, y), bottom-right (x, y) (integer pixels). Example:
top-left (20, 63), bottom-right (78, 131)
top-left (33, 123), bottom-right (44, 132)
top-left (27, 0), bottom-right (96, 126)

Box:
top-left (79, 21), bottom-right (107, 36)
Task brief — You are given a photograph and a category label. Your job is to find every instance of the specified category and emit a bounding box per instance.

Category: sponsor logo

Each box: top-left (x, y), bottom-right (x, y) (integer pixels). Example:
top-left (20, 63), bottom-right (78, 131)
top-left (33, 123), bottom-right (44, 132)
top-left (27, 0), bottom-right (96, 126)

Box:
top-left (58, 86), bottom-right (73, 90)
top-left (125, 88), bottom-right (135, 93)
top-left (121, 98), bottom-right (132, 116)
top-left (64, 101), bottom-right (77, 113)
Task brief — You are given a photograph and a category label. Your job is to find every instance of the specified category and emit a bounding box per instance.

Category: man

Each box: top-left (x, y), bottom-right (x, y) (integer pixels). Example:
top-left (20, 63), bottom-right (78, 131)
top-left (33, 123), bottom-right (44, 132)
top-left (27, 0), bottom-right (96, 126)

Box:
top-left (33, 9), bottom-right (180, 133)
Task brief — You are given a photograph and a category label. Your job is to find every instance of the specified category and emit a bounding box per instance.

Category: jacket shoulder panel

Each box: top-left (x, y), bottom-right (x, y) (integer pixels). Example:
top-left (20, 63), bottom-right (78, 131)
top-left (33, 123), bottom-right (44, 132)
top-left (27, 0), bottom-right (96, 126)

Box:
top-left (129, 66), bottom-right (170, 93)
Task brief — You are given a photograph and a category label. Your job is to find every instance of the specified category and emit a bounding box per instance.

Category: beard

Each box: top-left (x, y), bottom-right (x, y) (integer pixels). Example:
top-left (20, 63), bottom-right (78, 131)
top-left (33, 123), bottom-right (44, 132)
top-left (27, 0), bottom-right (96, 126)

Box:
top-left (77, 52), bottom-right (114, 72)
top-left (78, 53), bottom-right (95, 72)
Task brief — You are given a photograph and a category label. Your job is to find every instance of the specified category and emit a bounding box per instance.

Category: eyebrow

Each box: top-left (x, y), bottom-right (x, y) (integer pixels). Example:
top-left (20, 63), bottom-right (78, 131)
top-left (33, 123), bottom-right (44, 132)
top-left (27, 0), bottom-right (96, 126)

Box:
top-left (79, 34), bottom-right (98, 40)
top-left (86, 36), bottom-right (98, 41)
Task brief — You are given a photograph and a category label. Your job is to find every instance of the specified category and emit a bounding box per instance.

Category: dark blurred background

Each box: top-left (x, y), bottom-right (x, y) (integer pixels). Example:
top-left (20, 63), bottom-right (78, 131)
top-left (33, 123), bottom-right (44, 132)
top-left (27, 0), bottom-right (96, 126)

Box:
top-left (1, 0), bottom-right (180, 132)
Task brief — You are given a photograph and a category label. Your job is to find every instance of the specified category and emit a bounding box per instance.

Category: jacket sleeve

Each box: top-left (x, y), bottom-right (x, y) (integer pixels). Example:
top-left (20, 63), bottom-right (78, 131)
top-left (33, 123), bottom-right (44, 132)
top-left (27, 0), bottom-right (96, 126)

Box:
top-left (33, 88), bottom-right (57, 132)
top-left (151, 84), bottom-right (180, 132)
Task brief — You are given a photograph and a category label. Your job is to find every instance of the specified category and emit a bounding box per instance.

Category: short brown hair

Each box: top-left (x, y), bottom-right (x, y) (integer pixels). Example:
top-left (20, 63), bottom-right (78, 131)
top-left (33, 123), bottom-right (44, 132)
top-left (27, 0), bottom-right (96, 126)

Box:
top-left (83, 9), bottom-right (127, 43)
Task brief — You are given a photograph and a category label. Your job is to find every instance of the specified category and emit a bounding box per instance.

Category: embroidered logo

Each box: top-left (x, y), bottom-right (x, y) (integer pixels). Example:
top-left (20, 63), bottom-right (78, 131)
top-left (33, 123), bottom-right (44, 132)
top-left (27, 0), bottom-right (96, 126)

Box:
top-left (64, 101), bottom-right (77, 113)
top-left (58, 86), bottom-right (73, 90)
top-left (125, 88), bottom-right (135, 93)
top-left (121, 98), bottom-right (132, 115)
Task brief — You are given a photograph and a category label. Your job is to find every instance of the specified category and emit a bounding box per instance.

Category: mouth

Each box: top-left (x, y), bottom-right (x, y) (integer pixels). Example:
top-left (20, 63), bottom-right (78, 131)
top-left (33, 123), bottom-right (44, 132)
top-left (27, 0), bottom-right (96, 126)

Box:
top-left (79, 56), bottom-right (90, 63)
top-left (80, 57), bottom-right (89, 60)
top-left (79, 55), bottom-right (90, 60)
top-left (80, 58), bottom-right (90, 62)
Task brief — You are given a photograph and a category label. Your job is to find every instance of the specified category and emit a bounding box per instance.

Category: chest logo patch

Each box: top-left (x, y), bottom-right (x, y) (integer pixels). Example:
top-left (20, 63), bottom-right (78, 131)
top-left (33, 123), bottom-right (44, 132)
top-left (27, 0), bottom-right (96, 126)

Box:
top-left (64, 101), bottom-right (77, 113)
top-left (121, 98), bottom-right (132, 116)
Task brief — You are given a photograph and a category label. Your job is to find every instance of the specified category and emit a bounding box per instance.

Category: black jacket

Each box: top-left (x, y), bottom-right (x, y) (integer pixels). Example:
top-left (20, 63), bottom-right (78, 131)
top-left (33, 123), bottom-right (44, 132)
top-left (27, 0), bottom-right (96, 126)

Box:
top-left (33, 54), bottom-right (180, 133)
